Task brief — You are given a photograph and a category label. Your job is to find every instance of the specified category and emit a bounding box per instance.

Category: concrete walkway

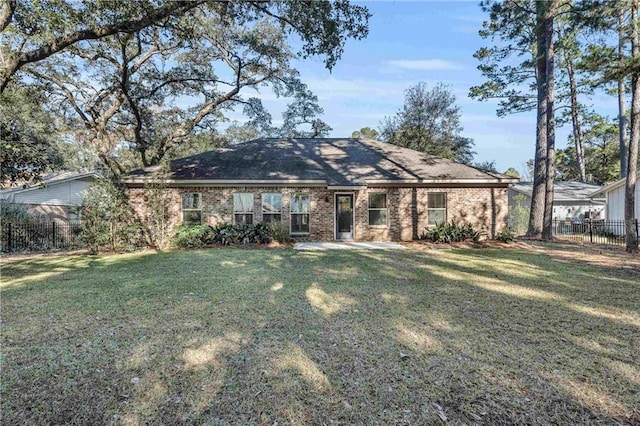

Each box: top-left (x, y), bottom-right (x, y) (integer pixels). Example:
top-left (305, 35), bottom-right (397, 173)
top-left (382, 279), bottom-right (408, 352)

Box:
top-left (293, 242), bottom-right (406, 251)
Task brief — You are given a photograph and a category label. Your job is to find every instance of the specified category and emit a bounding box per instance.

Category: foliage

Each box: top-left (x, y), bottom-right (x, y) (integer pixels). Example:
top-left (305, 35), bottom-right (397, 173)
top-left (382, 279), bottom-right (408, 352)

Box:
top-left (503, 167), bottom-right (521, 178)
top-left (494, 227), bottom-right (517, 243)
top-left (171, 225), bottom-right (214, 249)
top-left (509, 193), bottom-right (530, 236)
top-left (380, 82), bottom-right (475, 164)
top-left (0, 84), bottom-right (63, 185)
top-left (80, 179), bottom-right (142, 254)
top-left (172, 223), bottom-right (274, 248)
top-left (13, 2), bottom-right (369, 174)
top-left (1, 1), bottom-right (371, 91)
top-left (469, 0), bottom-right (538, 117)
top-left (420, 221), bottom-right (480, 243)
top-left (472, 160), bottom-right (498, 173)
top-left (556, 113), bottom-right (622, 185)
top-left (266, 221), bottom-right (292, 244)
top-left (143, 170), bottom-right (172, 248)
top-left (0, 200), bottom-right (32, 223)
top-left (351, 127), bottom-right (380, 139)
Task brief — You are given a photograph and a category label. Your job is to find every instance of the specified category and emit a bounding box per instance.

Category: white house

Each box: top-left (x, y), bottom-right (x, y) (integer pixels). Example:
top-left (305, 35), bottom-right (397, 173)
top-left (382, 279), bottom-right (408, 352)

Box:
top-left (589, 173), bottom-right (640, 221)
top-left (509, 181), bottom-right (605, 221)
top-left (0, 171), bottom-right (100, 222)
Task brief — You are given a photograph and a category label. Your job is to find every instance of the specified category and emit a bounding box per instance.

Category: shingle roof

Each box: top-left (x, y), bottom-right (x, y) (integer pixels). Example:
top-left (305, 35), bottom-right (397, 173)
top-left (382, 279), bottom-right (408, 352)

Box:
top-left (510, 181), bottom-right (605, 201)
top-left (127, 138), bottom-right (516, 185)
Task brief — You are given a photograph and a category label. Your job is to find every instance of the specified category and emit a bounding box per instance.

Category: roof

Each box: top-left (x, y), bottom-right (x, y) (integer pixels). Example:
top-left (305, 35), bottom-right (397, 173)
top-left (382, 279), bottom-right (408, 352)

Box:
top-left (510, 181), bottom-right (605, 201)
top-left (589, 172), bottom-right (640, 197)
top-left (0, 171), bottom-right (100, 195)
top-left (126, 138), bottom-right (517, 186)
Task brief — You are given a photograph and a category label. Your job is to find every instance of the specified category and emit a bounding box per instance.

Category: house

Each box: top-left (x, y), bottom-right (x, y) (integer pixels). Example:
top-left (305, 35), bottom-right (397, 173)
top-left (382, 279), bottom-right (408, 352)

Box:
top-left (123, 138), bottom-right (518, 242)
top-left (589, 173), bottom-right (640, 221)
top-left (508, 181), bottom-right (605, 221)
top-left (0, 171), bottom-right (100, 222)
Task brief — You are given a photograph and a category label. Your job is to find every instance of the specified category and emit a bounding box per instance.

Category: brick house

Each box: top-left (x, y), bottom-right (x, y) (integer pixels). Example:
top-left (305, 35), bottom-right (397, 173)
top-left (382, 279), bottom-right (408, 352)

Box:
top-left (123, 138), bottom-right (518, 241)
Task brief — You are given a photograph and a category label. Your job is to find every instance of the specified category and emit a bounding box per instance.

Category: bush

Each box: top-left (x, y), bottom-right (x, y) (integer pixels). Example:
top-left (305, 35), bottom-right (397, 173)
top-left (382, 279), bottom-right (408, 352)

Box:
top-left (266, 221), bottom-right (292, 243)
top-left (172, 223), bottom-right (274, 248)
top-left (495, 228), bottom-right (517, 243)
top-left (0, 200), bottom-right (32, 223)
top-left (420, 221), bottom-right (480, 243)
top-left (172, 225), bottom-right (214, 248)
top-left (80, 179), bottom-right (143, 254)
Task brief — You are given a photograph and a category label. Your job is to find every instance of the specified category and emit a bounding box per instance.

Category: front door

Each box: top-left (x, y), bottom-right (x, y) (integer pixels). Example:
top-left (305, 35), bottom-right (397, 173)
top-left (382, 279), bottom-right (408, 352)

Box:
top-left (335, 194), bottom-right (354, 240)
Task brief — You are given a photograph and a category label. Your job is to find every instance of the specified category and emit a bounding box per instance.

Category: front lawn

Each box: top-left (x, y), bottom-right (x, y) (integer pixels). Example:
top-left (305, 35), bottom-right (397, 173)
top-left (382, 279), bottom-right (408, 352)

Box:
top-left (1, 244), bottom-right (639, 424)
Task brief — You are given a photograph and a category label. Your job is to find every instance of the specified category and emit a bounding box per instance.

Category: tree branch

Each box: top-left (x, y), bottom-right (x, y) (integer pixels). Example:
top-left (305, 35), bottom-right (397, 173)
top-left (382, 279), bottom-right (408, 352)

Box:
top-left (0, 0), bottom-right (207, 93)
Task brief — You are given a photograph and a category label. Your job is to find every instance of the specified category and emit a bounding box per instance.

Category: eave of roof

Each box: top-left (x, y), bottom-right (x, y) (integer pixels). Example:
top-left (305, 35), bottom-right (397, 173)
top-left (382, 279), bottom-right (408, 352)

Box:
top-left (0, 172), bottom-right (100, 195)
top-left (589, 172), bottom-right (640, 197)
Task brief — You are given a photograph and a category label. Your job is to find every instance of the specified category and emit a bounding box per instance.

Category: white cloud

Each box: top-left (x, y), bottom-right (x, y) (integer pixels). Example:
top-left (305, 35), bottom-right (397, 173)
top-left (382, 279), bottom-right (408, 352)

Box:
top-left (387, 59), bottom-right (463, 71)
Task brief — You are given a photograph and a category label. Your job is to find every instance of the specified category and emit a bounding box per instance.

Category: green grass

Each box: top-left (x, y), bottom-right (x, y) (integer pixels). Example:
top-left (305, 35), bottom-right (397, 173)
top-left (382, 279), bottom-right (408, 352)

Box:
top-left (1, 245), bottom-right (639, 424)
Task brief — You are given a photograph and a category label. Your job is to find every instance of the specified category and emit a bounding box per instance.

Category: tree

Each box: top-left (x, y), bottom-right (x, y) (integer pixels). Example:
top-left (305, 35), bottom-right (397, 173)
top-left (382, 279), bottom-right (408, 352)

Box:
top-left (503, 167), bottom-right (521, 178)
top-left (0, 83), bottom-right (63, 185)
top-left (351, 127), bottom-right (379, 139)
top-left (278, 86), bottom-right (333, 138)
top-left (380, 82), bottom-right (475, 164)
top-left (556, 113), bottom-right (620, 184)
top-left (626, 0), bottom-right (639, 251)
top-left (472, 160), bottom-right (498, 172)
top-left (23, 2), bottom-right (366, 175)
top-left (0, 1), bottom-right (371, 93)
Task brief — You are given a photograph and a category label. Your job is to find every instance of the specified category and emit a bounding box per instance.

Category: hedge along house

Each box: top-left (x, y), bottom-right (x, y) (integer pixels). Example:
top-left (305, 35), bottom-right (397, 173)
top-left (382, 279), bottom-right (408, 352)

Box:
top-left (123, 138), bottom-right (518, 242)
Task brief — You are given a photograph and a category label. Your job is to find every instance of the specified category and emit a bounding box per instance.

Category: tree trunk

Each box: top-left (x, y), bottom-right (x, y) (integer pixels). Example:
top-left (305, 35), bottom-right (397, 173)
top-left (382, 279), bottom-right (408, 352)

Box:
top-left (566, 57), bottom-right (586, 182)
top-left (542, 1), bottom-right (556, 241)
top-left (626, 0), bottom-right (639, 252)
top-left (527, 1), bottom-right (548, 239)
top-left (619, 9), bottom-right (629, 179)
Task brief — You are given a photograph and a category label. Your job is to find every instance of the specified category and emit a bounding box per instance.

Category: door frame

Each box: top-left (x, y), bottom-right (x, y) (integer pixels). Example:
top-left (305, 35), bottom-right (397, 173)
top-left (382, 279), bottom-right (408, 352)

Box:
top-left (334, 192), bottom-right (355, 241)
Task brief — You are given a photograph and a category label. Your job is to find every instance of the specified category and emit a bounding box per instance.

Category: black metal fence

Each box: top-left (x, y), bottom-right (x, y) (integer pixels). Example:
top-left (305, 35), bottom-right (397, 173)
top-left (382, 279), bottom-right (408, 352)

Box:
top-left (1, 222), bottom-right (84, 253)
top-left (552, 219), bottom-right (639, 246)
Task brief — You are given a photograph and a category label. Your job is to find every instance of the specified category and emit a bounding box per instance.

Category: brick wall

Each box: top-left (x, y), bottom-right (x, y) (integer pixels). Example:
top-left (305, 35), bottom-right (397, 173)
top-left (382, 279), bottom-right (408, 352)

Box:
top-left (125, 185), bottom-right (509, 242)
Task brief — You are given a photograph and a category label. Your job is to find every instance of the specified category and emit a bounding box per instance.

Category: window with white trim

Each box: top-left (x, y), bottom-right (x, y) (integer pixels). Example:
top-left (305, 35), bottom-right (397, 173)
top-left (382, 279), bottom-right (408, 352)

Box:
top-left (181, 193), bottom-right (202, 225)
top-left (262, 193), bottom-right (282, 223)
top-left (290, 193), bottom-right (310, 234)
top-left (233, 193), bottom-right (254, 224)
top-left (427, 193), bottom-right (447, 226)
top-left (368, 193), bottom-right (388, 226)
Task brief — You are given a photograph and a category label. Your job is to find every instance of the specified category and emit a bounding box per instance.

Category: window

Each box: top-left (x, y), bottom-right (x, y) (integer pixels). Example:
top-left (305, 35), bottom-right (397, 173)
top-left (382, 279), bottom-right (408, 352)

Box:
top-left (233, 193), bottom-right (254, 224)
top-left (427, 193), bottom-right (446, 226)
top-left (182, 193), bottom-right (202, 225)
top-left (368, 193), bottom-right (388, 226)
top-left (290, 193), bottom-right (310, 234)
top-left (262, 193), bottom-right (282, 223)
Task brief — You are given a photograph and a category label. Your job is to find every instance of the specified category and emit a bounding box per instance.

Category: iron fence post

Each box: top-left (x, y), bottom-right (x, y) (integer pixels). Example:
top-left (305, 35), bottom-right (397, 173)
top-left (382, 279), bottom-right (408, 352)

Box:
top-left (7, 222), bottom-right (12, 252)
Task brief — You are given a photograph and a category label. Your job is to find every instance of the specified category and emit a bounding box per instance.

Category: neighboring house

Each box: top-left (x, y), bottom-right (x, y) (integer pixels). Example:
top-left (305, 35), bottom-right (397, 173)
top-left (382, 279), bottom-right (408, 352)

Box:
top-left (508, 181), bottom-right (605, 221)
top-left (123, 138), bottom-right (518, 242)
top-left (589, 173), bottom-right (640, 221)
top-left (0, 171), bottom-right (100, 222)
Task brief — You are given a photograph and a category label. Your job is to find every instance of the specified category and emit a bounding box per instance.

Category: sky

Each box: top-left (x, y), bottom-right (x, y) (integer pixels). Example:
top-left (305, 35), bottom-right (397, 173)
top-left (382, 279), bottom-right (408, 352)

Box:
top-left (227, 1), bottom-right (619, 176)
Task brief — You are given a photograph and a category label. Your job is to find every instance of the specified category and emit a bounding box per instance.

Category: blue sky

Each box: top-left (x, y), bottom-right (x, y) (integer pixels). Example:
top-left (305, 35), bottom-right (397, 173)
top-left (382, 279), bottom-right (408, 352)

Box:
top-left (233, 1), bottom-right (619, 176)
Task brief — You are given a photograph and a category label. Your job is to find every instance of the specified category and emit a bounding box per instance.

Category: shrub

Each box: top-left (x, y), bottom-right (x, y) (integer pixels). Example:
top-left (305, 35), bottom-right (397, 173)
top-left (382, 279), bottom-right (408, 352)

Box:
top-left (495, 228), bottom-right (517, 243)
top-left (172, 223), bottom-right (274, 248)
top-left (211, 223), bottom-right (272, 245)
top-left (172, 225), bottom-right (214, 248)
top-left (420, 221), bottom-right (480, 243)
top-left (0, 200), bottom-right (32, 223)
top-left (81, 179), bottom-right (143, 254)
top-left (266, 221), bottom-right (291, 243)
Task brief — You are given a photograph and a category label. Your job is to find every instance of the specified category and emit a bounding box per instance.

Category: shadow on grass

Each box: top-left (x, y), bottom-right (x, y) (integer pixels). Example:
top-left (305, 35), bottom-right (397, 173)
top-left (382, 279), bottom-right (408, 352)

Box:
top-left (1, 247), bottom-right (639, 424)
